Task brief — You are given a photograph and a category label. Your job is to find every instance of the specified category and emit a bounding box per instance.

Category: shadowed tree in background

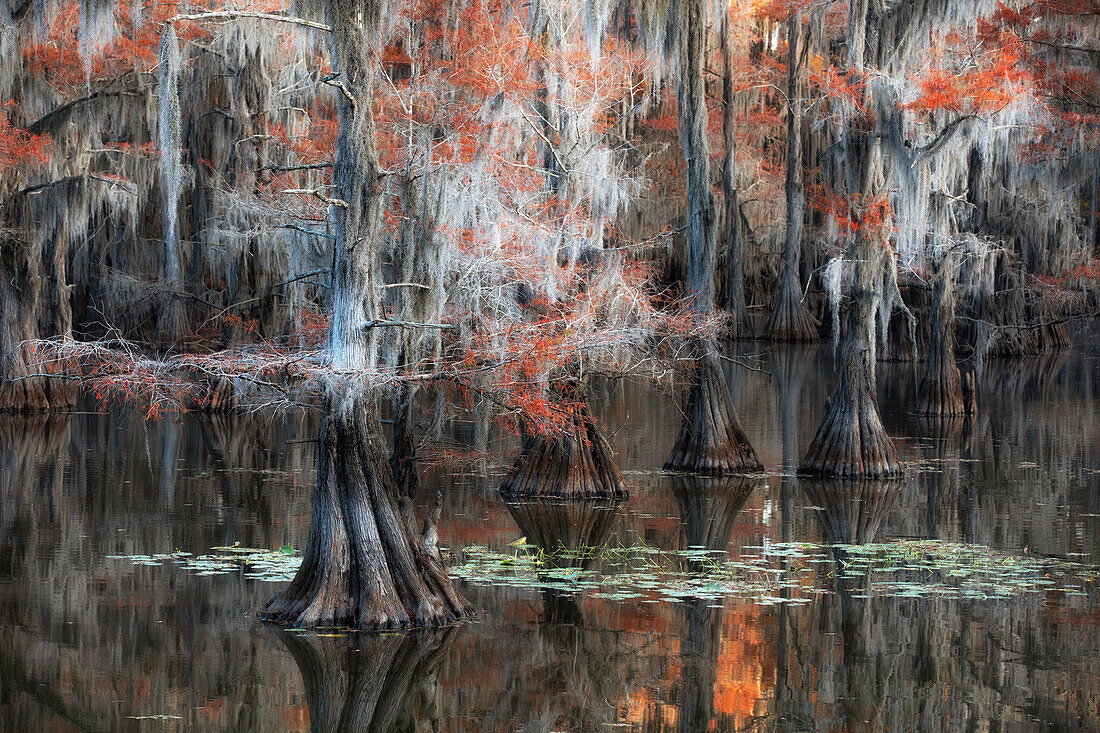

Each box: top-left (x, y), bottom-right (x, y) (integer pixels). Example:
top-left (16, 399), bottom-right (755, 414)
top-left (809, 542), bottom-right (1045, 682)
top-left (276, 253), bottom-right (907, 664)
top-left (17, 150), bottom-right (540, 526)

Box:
top-left (764, 8), bottom-right (818, 343)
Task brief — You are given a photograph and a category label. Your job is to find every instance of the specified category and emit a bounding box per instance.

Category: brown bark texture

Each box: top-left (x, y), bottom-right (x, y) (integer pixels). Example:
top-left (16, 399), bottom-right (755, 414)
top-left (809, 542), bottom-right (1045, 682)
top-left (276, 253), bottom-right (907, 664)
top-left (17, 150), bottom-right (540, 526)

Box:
top-left (500, 387), bottom-right (626, 500)
top-left (664, 342), bottom-right (763, 475)
top-left (799, 290), bottom-right (904, 478)
top-left (260, 393), bottom-right (471, 629)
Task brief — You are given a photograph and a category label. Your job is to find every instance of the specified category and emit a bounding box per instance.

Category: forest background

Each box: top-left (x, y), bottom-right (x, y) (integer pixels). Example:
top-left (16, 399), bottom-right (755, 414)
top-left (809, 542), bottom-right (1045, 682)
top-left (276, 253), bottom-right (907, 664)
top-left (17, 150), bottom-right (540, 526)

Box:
top-left (0, 0), bottom-right (1097, 628)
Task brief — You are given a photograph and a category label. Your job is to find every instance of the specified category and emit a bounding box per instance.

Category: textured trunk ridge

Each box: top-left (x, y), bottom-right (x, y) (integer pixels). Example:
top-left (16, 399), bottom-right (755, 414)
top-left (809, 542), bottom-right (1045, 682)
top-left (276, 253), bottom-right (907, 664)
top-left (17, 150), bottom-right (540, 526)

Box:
top-left (678, 0), bottom-right (717, 313)
top-left (260, 393), bottom-right (471, 629)
top-left (0, 233), bottom-right (75, 413)
top-left (500, 391), bottom-right (626, 500)
top-left (664, 343), bottom-right (763, 475)
top-left (915, 256), bottom-right (967, 416)
top-left (764, 12), bottom-right (817, 343)
top-left (765, 268), bottom-right (819, 342)
top-left (800, 297), bottom-right (904, 478)
top-left (720, 8), bottom-right (751, 337)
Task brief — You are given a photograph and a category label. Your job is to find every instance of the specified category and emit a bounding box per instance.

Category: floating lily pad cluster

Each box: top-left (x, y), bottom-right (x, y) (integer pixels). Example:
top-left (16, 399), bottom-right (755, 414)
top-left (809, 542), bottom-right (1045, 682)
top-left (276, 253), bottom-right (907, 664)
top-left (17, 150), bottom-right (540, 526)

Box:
top-left (449, 540), bottom-right (1098, 605)
top-left (104, 539), bottom-right (1096, 606)
top-left (106, 543), bottom-right (302, 582)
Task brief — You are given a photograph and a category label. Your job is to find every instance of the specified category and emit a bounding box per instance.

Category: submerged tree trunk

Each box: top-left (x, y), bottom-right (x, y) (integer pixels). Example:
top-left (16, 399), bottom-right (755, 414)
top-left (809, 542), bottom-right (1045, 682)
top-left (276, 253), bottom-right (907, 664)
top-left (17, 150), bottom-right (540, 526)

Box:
top-left (678, 0), bottom-right (716, 313)
top-left (262, 0), bottom-right (469, 630)
top-left (499, 382), bottom-right (626, 500)
top-left (800, 248), bottom-right (904, 478)
top-left (720, 7), bottom-right (751, 336)
top-left (764, 11), bottom-right (818, 342)
top-left (914, 253), bottom-right (967, 416)
top-left (261, 393), bottom-right (470, 628)
top-left (665, 341), bottom-right (763, 474)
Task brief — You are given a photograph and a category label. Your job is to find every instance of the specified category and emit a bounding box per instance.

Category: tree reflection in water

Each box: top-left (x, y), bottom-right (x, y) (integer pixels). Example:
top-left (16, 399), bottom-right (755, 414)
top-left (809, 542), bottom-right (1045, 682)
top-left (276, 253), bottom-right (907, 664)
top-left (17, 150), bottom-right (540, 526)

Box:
top-left (270, 624), bottom-right (461, 733)
top-left (800, 478), bottom-right (905, 733)
top-left (669, 474), bottom-right (761, 733)
top-left (0, 340), bottom-right (1098, 730)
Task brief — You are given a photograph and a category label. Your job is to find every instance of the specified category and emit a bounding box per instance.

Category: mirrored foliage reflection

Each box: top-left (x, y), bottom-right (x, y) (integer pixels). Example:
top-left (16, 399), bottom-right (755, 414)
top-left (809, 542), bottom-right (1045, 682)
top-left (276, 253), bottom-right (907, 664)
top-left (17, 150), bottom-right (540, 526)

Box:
top-left (1, 339), bottom-right (1098, 731)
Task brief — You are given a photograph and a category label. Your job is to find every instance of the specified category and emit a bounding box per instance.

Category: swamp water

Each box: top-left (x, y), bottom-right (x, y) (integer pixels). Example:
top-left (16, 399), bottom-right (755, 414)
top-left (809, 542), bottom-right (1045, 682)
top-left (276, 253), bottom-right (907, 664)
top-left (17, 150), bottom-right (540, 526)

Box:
top-left (1, 337), bottom-right (1098, 731)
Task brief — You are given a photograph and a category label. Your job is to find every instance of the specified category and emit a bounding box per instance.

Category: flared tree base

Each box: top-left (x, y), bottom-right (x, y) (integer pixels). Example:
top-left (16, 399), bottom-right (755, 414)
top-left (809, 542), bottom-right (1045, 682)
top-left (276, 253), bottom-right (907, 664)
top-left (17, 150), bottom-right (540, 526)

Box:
top-left (260, 393), bottom-right (471, 630)
top-left (913, 366), bottom-right (970, 417)
top-left (499, 397), bottom-right (626, 500)
top-left (0, 375), bottom-right (75, 414)
top-left (763, 282), bottom-right (819, 342)
top-left (799, 391), bottom-right (904, 479)
top-left (664, 347), bottom-right (763, 475)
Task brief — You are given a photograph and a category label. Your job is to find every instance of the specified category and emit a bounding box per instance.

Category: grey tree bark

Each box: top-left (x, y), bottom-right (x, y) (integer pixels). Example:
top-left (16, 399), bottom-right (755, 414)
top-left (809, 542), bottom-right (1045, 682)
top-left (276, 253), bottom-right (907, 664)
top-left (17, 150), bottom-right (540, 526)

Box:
top-left (764, 12), bottom-right (818, 342)
top-left (720, 8), bottom-right (751, 336)
top-left (677, 0), bottom-right (716, 314)
top-left (261, 0), bottom-right (469, 629)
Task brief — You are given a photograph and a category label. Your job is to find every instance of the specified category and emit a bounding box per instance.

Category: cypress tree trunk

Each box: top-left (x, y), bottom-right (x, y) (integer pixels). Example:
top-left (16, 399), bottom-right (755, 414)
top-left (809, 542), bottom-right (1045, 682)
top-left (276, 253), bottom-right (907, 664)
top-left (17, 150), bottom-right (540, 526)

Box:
top-left (800, 0), bottom-right (902, 478)
top-left (261, 393), bottom-right (470, 628)
top-left (155, 25), bottom-right (190, 346)
top-left (499, 380), bottom-right (626, 500)
top-left (678, 0), bottom-right (716, 313)
top-left (914, 253), bottom-right (967, 416)
top-left (0, 232), bottom-right (74, 412)
top-left (665, 341), bottom-right (763, 474)
top-left (262, 0), bottom-right (469, 630)
top-left (764, 11), bottom-right (818, 342)
top-left (799, 242), bottom-right (904, 478)
top-left (720, 8), bottom-right (751, 336)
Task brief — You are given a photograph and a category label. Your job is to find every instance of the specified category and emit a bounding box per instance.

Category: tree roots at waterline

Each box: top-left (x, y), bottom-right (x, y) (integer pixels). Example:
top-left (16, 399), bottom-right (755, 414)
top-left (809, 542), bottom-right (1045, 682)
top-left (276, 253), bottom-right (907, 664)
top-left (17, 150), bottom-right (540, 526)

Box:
top-left (499, 394), bottom-right (626, 500)
top-left (914, 259), bottom-right (972, 417)
top-left (260, 393), bottom-right (471, 630)
top-left (664, 345), bottom-right (763, 475)
top-left (799, 385), bottom-right (904, 479)
top-left (763, 272), bottom-right (819, 342)
top-left (799, 324), bottom-right (904, 478)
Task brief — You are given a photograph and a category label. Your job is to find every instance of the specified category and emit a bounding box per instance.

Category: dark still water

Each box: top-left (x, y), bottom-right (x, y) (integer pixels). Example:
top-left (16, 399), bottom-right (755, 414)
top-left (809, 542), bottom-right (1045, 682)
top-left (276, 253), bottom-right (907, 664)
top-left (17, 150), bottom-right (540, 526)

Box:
top-left (2, 335), bottom-right (1099, 732)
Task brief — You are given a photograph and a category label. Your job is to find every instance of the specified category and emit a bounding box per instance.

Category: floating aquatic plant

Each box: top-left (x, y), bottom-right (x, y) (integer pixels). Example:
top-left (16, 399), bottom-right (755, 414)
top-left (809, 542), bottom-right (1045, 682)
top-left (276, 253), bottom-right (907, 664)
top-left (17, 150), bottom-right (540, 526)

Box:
top-left (449, 540), bottom-right (1097, 605)
top-left (104, 539), bottom-right (1096, 606)
top-left (106, 542), bottom-right (302, 582)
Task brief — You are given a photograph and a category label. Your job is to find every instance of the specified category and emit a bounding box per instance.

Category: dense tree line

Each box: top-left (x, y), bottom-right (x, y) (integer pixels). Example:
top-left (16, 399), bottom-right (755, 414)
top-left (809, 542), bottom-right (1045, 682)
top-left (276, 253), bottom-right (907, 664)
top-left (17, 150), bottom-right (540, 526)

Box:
top-left (0, 0), bottom-right (1097, 628)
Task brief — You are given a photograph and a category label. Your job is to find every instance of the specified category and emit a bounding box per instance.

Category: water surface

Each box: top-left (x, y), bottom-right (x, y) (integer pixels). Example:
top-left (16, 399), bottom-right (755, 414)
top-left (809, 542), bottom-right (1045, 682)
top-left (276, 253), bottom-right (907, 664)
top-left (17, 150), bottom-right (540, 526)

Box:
top-left (1, 335), bottom-right (1098, 731)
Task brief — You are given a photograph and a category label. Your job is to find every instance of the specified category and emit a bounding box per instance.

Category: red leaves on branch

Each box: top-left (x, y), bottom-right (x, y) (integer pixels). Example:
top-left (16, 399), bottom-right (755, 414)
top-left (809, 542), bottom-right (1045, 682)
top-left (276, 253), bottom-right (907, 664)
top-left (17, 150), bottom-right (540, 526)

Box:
top-left (0, 105), bottom-right (51, 175)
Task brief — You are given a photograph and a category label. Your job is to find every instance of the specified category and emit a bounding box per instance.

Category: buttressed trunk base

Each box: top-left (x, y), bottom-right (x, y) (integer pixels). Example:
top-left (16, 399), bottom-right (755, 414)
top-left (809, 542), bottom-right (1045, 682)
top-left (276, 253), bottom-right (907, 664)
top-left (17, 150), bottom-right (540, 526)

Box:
top-left (914, 256), bottom-right (967, 416)
top-left (665, 344), bottom-right (764, 475)
top-left (799, 295), bottom-right (904, 479)
top-left (260, 392), bottom-right (471, 629)
top-left (500, 390), bottom-right (626, 500)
